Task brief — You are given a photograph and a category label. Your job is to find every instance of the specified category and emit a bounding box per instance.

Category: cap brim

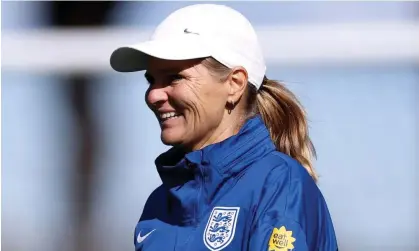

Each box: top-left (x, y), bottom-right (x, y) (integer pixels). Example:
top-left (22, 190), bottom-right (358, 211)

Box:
top-left (110, 37), bottom-right (212, 72)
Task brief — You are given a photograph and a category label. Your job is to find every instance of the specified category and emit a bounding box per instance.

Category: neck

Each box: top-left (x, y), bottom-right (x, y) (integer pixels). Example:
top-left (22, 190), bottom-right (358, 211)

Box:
top-left (189, 112), bottom-right (246, 152)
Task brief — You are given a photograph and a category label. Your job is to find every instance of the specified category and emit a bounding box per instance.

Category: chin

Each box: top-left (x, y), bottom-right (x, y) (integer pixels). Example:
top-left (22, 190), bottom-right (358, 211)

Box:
top-left (160, 129), bottom-right (184, 146)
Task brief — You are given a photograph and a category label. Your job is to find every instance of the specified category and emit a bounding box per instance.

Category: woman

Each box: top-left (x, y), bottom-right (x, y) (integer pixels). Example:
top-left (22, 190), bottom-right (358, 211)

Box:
top-left (110, 3), bottom-right (338, 251)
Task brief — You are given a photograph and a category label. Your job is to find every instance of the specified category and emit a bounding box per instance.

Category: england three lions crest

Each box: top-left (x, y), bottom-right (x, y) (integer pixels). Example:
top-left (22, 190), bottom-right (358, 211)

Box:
top-left (203, 206), bottom-right (240, 251)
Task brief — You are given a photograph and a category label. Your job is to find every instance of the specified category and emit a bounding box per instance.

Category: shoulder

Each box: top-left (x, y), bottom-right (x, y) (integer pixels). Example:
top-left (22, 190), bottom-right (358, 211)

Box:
top-left (250, 151), bottom-right (337, 249)
top-left (139, 185), bottom-right (167, 221)
top-left (251, 150), bottom-right (316, 197)
top-left (256, 150), bottom-right (326, 218)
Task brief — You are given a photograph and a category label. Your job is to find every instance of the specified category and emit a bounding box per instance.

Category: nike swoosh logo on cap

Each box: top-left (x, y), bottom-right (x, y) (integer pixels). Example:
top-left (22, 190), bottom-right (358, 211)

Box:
top-left (184, 28), bottom-right (199, 35)
top-left (137, 229), bottom-right (156, 244)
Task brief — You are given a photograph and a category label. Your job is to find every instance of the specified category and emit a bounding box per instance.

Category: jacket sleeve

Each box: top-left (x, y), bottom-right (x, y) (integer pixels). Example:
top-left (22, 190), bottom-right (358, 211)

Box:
top-left (249, 215), bottom-right (309, 251)
top-left (248, 162), bottom-right (338, 251)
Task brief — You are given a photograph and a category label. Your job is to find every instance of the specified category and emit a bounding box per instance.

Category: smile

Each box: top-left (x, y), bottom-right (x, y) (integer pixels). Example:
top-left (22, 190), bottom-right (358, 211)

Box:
top-left (159, 112), bottom-right (181, 122)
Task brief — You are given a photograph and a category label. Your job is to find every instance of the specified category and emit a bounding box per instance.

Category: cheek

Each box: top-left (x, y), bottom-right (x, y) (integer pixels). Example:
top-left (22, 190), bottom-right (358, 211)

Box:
top-left (205, 93), bottom-right (227, 116)
top-left (182, 86), bottom-right (225, 114)
top-left (170, 80), bottom-right (228, 123)
top-left (169, 87), bottom-right (193, 110)
top-left (202, 85), bottom-right (228, 109)
top-left (194, 90), bottom-right (228, 125)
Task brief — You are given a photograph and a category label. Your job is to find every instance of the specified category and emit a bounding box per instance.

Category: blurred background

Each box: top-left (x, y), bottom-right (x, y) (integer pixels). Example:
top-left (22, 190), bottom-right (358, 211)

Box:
top-left (1, 1), bottom-right (418, 251)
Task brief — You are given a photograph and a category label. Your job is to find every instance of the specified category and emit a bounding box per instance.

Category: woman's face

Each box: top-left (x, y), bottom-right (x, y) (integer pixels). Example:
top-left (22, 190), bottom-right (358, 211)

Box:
top-left (144, 57), bottom-right (231, 150)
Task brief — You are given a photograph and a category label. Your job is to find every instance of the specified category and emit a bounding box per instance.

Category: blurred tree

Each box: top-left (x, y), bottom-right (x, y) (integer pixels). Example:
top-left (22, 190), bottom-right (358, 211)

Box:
top-left (46, 2), bottom-right (117, 251)
top-left (49, 1), bottom-right (116, 26)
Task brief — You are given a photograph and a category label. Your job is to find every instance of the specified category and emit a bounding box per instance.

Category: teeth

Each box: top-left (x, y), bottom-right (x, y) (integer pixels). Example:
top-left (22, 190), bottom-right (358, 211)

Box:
top-left (160, 112), bottom-right (179, 120)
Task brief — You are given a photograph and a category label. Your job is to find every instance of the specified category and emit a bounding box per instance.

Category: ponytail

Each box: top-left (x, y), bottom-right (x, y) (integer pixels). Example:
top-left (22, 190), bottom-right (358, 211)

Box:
top-left (256, 77), bottom-right (318, 182)
top-left (202, 57), bottom-right (318, 182)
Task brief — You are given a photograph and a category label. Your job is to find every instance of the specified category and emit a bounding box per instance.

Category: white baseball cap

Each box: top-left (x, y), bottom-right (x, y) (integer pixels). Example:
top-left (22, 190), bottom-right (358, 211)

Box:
top-left (110, 4), bottom-right (266, 89)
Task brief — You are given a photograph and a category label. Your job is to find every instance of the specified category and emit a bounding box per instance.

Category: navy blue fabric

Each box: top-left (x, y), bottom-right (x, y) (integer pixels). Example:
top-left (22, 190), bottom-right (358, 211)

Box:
top-left (134, 115), bottom-right (338, 251)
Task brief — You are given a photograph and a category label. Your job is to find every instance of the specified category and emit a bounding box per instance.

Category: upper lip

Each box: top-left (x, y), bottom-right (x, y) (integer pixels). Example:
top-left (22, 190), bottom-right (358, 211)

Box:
top-left (157, 109), bottom-right (178, 114)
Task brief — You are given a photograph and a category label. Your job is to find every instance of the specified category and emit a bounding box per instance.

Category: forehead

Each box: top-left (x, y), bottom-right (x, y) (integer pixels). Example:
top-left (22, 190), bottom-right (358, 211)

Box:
top-left (146, 57), bottom-right (204, 76)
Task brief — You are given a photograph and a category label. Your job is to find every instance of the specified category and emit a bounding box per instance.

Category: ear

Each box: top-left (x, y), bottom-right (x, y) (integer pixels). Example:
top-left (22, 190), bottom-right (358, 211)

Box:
top-left (227, 66), bottom-right (248, 104)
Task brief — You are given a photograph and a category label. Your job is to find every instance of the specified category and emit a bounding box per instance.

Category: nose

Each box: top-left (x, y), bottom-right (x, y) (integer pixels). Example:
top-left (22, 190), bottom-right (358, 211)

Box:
top-left (146, 85), bottom-right (169, 108)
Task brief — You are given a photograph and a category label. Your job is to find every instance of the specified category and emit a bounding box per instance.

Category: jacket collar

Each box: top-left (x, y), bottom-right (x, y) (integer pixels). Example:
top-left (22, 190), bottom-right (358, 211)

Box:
top-left (154, 115), bottom-right (276, 222)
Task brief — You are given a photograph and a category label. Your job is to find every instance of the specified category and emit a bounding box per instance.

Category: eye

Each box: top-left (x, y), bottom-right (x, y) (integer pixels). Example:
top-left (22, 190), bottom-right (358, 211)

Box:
top-left (169, 74), bottom-right (185, 83)
top-left (144, 72), bottom-right (185, 86)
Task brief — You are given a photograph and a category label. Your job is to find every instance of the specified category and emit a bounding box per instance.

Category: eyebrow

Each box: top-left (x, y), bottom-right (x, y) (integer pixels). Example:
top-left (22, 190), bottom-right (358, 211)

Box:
top-left (147, 67), bottom-right (183, 75)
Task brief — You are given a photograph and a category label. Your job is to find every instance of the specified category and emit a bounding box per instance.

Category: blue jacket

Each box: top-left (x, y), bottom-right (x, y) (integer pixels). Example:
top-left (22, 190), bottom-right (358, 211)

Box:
top-left (134, 115), bottom-right (338, 251)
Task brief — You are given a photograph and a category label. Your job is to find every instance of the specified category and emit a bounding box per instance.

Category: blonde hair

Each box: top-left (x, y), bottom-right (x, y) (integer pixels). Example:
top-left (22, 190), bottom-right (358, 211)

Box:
top-left (202, 58), bottom-right (318, 182)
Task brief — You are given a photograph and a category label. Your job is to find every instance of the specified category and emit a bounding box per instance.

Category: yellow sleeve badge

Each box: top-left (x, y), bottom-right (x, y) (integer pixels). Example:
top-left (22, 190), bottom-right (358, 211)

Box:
top-left (268, 226), bottom-right (296, 251)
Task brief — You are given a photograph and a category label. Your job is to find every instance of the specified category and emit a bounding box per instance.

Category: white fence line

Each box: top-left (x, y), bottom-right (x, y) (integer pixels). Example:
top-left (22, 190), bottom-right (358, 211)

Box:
top-left (2, 21), bottom-right (419, 73)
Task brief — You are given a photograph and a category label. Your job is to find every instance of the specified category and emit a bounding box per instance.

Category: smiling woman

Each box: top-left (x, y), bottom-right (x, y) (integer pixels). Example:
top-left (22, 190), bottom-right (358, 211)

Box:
top-left (110, 3), bottom-right (337, 251)
top-left (144, 57), bottom-right (246, 151)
